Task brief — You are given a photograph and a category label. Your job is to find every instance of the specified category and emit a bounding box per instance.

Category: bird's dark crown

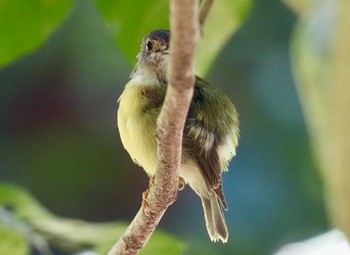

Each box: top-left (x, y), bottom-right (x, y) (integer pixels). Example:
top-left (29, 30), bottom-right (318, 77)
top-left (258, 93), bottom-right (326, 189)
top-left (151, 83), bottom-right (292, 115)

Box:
top-left (142, 29), bottom-right (170, 53)
top-left (147, 30), bottom-right (170, 43)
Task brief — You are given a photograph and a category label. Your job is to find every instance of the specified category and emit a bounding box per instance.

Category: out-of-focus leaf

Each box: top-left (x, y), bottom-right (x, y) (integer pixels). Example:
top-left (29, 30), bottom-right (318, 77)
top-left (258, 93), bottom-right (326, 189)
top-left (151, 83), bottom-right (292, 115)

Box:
top-left (95, 0), bottom-right (252, 76)
top-left (0, 183), bottom-right (184, 254)
top-left (94, 0), bottom-right (169, 64)
top-left (0, 183), bottom-right (52, 221)
top-left (196, 0), bottom-right (252, 76)
top-left (288, 0), bottom-right (336, 164)
top-left (0, 224), bottom-right (29, 255)
top-left (0, 0), bottom-right (74, 67)
top-left (287, 0), bottom-right (350, 236)
top-left (282, 0), bottom-right (315, 14)
top-left (139, 231), bottom-right (185, 255)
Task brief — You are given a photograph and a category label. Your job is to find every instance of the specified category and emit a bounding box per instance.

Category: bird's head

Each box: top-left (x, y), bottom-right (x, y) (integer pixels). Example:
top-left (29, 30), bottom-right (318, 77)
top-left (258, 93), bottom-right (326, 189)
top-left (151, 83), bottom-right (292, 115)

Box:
top-left (133, 30), bottom-right (170, 84)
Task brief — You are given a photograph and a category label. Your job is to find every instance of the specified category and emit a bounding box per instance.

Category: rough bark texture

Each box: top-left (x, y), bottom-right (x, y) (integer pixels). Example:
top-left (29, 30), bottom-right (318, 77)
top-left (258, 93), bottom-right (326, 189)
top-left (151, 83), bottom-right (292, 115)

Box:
top-left (108, 0), bottom-right (199, 254)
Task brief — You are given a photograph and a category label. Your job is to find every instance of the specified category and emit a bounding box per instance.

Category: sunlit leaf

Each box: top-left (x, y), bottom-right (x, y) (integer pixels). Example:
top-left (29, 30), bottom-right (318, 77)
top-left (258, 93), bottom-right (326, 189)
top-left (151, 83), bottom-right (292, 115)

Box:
top-left (282, 0), bottom-right (315, 15)
top-left (95, 0), bottom-right (252, 76)
top-left (0, 0), bottom-right (74, 67)
top-left (0, 224), bottom-right (29, 255)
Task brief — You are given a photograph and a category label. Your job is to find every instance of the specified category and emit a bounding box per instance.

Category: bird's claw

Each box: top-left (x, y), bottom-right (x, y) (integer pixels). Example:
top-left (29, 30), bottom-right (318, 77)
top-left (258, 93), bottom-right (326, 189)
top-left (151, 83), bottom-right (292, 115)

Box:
top-left (178, 177), bottom-right (186, 191)
top-left (142, 176), bottom-right (185, 211)
top-left (142, 176), bottom-right (155, 211)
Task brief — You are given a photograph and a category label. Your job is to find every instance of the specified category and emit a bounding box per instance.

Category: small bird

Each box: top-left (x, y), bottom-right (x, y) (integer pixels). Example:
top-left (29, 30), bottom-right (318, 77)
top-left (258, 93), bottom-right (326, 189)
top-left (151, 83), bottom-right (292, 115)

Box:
top-left (117, 30), bottom-right (239, 243)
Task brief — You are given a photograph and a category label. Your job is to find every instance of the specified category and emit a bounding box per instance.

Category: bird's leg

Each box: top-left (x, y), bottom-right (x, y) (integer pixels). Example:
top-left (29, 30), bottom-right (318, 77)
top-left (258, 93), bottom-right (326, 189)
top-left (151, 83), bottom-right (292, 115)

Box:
top-left (142, 176), bottom-right (155, 210)
top-left (142, 176), bottom-right (185, 210)
top-left (178, 177), bottom-right (186, 191)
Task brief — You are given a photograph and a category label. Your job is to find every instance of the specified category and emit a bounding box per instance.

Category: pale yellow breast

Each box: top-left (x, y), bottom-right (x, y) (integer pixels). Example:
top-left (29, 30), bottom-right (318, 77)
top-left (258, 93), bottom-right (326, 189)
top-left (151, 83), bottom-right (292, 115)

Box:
top-left (117, 82), bottom-right (158, 176)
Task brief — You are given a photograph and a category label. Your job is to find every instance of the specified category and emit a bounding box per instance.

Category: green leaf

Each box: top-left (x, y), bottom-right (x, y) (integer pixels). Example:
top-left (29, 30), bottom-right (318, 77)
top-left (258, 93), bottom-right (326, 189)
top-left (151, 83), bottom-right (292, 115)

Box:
top-left (0, 183), bottom-right (53, 221)
top-left (0, 0), bottom-right (74, 67)
top-left (0, 224), bottom-right (29, 255)
top-left (94, 0), bottom-right (169, 64)
top-left (95, 0), bottom-right (252, 76)
top-left (196, 0), bottom-right (252, 76)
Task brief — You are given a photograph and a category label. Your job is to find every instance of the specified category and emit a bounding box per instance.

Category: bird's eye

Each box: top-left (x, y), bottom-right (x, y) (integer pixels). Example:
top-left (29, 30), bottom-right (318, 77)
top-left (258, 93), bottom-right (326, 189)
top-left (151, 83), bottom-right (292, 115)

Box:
top-left (146, 40), bottom-right (153, 51)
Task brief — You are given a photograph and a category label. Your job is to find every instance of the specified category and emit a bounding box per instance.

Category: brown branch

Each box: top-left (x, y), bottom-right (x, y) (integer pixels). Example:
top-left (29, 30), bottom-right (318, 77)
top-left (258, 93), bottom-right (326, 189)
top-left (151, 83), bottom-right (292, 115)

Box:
top-left (108, 0), bottom-right (199, 254)
top-left (199, 0), bottom-right (214, 32)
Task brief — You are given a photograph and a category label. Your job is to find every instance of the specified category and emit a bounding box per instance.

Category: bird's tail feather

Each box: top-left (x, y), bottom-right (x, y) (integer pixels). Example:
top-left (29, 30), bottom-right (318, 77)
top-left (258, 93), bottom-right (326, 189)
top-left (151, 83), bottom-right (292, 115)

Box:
top-left (201, 192), bottom-right (228, 243)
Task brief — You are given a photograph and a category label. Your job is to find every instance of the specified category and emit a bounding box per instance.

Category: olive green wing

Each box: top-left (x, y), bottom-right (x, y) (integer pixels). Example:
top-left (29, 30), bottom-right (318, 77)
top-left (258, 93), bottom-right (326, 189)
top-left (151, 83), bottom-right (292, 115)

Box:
top-left (183, 76), bottom-right (239, 209)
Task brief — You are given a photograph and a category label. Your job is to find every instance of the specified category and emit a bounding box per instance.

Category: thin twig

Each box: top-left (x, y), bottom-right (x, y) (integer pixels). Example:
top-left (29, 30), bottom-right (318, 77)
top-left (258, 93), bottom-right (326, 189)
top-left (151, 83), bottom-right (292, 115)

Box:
top-left (199, 0), bottom-right (214, 33)
top-left (108, 0), bottom-right (199, 254)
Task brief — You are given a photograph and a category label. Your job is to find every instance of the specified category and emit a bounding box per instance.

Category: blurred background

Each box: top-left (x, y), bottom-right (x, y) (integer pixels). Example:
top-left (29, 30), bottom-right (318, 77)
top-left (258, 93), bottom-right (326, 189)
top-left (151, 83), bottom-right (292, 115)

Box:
top-left (0, 0), bottom-right (332, 254)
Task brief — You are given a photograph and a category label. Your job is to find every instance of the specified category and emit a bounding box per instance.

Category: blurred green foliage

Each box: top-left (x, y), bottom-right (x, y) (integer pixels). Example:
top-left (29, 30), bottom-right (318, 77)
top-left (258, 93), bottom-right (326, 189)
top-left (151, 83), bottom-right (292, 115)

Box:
top-left (0, 225), bottom-right (29, 255)
top-left (0, 0), bottom-right (331, 254)
top-left (287, 0), bottom-right (350, 236)
top-left (95, 0), bottom-right (169, 64)
top-left (0, 0), bottom-right (251, 76)
top-left (0, 0), bottom-right (252, 254)
top-left (95, 0), bottom-right (252, 75)
top-left (0, 0), bottom-right (74, 67)
top-left (196, 0), bottom-right (252, 75)
top-left (0, 183), bottom-right (184, 254)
